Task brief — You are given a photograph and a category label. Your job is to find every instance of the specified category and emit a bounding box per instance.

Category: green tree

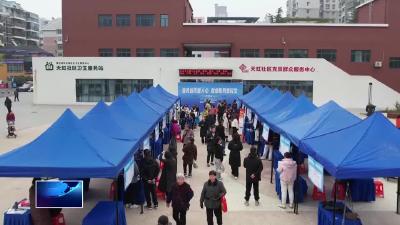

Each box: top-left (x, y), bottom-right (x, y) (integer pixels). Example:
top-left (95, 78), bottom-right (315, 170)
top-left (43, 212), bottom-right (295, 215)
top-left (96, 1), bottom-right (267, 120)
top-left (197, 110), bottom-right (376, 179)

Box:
top-left (275, 7), bottom-right (284, 23)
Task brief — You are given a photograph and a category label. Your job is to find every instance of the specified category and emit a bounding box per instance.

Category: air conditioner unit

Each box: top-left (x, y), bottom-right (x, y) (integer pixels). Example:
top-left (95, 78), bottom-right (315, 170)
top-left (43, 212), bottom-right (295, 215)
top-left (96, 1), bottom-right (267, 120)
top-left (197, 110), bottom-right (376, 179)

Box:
top-left (374, 61), bottom-right (383, 68)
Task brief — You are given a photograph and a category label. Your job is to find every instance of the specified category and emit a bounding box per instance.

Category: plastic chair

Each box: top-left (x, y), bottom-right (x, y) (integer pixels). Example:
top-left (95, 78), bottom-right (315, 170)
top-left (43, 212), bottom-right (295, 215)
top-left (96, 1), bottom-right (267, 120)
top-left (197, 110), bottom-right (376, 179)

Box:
top-left (374, 180), bottom-right (384, 198)
top-left (312, 185), bottom-right (326, 201)
top-left (331, 182), bottom-right (346, 200)
top-left (52, 213), bottom-right (66, 225)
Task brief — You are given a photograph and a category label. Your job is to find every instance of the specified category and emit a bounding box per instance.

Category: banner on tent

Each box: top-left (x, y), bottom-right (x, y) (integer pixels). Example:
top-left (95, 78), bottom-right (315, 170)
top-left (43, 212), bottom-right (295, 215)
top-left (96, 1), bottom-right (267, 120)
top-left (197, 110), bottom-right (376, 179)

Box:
top-left (262, 123), bottom-right (270, 140)
top-left (155, 127), bottom-right (159, 141)
top-left (279, 136), bottom-right (291, 155)
top-left (253, 114), bottom-right (258, 128)
top-left (308, 156), bottom-right (324, 191)
top-left (143, 137), bottom-right (150, 150)
top-left (178, 82), bottom-right (243, 110)
top-left (124, 159), bottom-right (135, 190)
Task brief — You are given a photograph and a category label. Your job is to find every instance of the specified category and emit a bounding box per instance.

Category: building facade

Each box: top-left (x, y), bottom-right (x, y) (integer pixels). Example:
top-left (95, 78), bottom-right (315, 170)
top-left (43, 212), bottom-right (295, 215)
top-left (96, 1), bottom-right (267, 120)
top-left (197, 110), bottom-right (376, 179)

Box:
top-left (32, 57), bottom-right (400, 109)
top-left (339, 0), bottom-right (368, 23)
top-left (0, 0), bottom-right (40, 47)
top-left (287, 0), bottom-right (321, 19)
top-left (40, 18), bottom-right (63, 56)
top-left (62, 0), bottom-right (400, 94)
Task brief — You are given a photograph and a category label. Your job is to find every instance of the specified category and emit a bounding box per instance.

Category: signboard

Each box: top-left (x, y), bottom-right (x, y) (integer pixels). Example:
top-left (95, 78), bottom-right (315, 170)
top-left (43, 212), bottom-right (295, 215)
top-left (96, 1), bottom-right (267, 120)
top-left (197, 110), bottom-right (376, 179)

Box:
top-left (178, 82), bottom-right (243, 110)
top-left (239, 64), bottom-right (316, 73)
top-left (279, 136), bottom-right (291, 155)
top-left (45, 61), bottom-right (104, 72)
top-left (124, 159), bottom-right (135, 190)
top-left (308, 156), bottom-right (324, 191)
top-left (179, 69), bottom-right (233, 77)
top-left (262, 123), bottom-right (270, 141)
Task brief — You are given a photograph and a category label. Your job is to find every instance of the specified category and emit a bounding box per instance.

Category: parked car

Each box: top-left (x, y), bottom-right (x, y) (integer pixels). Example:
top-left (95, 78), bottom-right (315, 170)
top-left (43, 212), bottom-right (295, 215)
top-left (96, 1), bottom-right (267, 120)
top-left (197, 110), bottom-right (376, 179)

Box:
top-left (17, 83), bottom-right (33, 92)
top-left (28, 86), bottom-right (34, 92)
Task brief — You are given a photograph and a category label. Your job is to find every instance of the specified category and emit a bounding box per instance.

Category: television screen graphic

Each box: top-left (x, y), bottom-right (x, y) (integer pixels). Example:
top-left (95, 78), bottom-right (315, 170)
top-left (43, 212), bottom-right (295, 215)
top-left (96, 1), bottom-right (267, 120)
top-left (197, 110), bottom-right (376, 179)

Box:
top-left (36, 180), bottom-right (83, 208)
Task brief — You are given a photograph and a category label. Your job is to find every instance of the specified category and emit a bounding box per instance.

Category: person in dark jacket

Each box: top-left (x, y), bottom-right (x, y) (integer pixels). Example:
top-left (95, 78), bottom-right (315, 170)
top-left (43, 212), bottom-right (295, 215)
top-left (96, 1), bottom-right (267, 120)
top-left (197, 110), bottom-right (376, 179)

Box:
top-left (214, 137), bottom-right (225, 180)
top-left (243, 147), bottom-right (264, 206)
top-left (14, 89), bottom-right (19, 102)
top-left (159, 151), bottom-right (177, 199)
top-left (215, 120), bottom-right (226, 142)
top-left (182, 138), bottom-right (197, 177)
top-left (4, 97), bottom-right (12, 113)
top-left (168, 137), bottom-right (178, 159)
top-left (140, 149), bottom-right (160, 209)
top-left (200, 170), bottom-right (227, 225)
top-left (228, 133), bottom-right (243, 179)
top-left (199, 116), bottom-right (208, 144)
top-left (167, 174), bottom-right (194, 225)
top-left (206, 126), bottom-right (217, 167)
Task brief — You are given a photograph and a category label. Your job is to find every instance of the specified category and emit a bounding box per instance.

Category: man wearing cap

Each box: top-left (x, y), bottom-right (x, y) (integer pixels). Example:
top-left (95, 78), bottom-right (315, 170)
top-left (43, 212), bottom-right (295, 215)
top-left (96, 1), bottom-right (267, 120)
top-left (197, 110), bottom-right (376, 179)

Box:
top-left (200, 170), bottom-right (227, 225)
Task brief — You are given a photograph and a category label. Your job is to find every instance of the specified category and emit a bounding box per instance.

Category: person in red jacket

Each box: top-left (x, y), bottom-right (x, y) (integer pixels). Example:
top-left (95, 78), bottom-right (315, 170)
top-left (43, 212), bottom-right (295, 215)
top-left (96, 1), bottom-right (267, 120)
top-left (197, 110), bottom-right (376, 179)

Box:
top-left (6, 111), bottom-right (15, 122)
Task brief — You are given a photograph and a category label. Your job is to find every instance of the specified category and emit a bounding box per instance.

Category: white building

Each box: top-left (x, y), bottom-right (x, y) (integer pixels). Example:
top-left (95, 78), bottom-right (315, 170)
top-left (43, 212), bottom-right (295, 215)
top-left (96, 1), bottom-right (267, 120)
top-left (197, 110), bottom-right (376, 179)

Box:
top-left (40, 18), bottom-right (63, 56)
top-left (287, 0), bottom-right (340, 22)
top-left (32, 57), bottom-right (400, 110)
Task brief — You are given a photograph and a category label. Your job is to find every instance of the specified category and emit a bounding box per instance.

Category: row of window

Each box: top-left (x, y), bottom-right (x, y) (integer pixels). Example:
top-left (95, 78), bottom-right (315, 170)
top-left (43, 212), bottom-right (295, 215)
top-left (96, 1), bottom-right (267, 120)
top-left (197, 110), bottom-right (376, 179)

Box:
top-left (99, 14), bottom-right (168, 27)
top-left (240, 49), bottom-right (400, 68)
top-left (99, 48), bottom-right (179, 57)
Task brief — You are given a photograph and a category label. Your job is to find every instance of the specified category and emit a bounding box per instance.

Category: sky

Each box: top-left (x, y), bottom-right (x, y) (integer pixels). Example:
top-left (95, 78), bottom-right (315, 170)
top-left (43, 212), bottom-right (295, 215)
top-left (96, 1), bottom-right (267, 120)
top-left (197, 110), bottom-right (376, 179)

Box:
top-left (15, 0), bottom-right (286, 20)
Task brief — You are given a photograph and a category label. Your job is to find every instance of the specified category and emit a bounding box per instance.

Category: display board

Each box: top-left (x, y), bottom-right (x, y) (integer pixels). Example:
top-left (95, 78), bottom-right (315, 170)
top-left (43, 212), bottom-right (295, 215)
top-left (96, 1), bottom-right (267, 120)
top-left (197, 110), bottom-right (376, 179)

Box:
top-left (178, 82), bottom-right (243, 110)
top-left (262, 123), bottom-right (270, 140)
top-left (124, 159), bottom-right (135, 190)
top-left (279, 136), bottom-right (291, 155)
top-left (308, 156), bottom-right (324, 191)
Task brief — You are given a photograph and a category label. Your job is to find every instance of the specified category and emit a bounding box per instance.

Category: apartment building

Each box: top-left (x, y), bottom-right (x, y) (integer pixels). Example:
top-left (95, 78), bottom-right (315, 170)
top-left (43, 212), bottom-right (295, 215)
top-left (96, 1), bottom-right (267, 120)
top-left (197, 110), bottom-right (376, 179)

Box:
top-left (40, 18), bottom-right (63, 56)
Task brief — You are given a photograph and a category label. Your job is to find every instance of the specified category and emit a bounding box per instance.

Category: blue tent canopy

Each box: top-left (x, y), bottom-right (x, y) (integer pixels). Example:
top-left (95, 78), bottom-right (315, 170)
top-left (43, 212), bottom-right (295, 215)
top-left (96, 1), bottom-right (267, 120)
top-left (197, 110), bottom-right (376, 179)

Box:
top-left (126, 94), bottom-right (161, 119)
top-left (240, 85), bottom-right (269, 102)
top-left (278, 101), bottom-right (361, 146)
top-left (81, 101), bottom-right (137, 141)
top-left (0, 110), bottom-right (138, 178)
top-left (262, 95), bottom-right (317, 133)
top-left (109, 97), bottom-right (159, 138)
top-left (129, 92), bottom-right (166, 115)
top-left (140, 90), bottom-right (171, 113)
top-left (300, 113), bottom-right (400, 179)
top-left (154, 85), bottom-right (179, 103)
top-left (147, 87), bottom-right (175, 105)
top-left (248, 89), bottom-right (281, 114)
top-left (256, 92), bottom-right (295, 116)
top-left (244, 87), bottom-right (273, 106)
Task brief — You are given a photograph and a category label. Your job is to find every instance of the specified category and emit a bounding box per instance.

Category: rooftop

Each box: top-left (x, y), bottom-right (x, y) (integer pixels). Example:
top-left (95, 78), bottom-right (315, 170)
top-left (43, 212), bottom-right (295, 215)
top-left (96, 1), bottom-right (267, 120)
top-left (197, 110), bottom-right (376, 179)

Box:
top-left (207, 17), bottom-right (260, 23)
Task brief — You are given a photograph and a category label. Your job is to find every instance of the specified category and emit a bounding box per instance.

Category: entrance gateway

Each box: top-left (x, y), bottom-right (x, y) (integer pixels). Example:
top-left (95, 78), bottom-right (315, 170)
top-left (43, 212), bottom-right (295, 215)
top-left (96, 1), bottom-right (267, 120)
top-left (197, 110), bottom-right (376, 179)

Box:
top-left (32, 57), bottom-right (400, 109)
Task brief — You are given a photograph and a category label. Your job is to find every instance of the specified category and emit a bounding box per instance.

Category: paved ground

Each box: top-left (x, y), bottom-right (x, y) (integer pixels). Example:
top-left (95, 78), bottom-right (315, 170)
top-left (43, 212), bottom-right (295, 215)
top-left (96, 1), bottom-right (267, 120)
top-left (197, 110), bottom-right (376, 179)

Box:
top-left (0, 93), bottom-right (399, 225)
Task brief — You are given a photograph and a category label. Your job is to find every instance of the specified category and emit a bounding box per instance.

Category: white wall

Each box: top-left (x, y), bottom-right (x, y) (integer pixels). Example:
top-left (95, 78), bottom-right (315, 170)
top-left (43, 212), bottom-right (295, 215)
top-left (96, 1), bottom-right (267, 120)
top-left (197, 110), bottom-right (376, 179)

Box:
top-left (32, 57), bottom-right (400, 109)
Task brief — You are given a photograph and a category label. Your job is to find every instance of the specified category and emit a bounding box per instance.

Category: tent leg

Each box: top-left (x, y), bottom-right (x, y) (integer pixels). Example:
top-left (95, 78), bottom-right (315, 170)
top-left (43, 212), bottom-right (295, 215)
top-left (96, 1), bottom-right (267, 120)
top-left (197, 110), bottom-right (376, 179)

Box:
top-left (397, 178), bottom-right (400, 215)
top-left (270, 148), bottom-right (274, 184)
top-left (294, 149), bottom-right (301, 215)
top-left (115, 178), bottom-right (120, 225)
top-left (332, 180), bottom-right (337, 225)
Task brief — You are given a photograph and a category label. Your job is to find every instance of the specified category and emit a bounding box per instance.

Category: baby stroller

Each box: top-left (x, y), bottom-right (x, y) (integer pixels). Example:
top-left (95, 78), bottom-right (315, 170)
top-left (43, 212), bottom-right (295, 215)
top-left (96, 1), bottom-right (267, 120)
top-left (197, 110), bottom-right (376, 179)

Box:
top-left (7, 121), bottom-right (17, 138)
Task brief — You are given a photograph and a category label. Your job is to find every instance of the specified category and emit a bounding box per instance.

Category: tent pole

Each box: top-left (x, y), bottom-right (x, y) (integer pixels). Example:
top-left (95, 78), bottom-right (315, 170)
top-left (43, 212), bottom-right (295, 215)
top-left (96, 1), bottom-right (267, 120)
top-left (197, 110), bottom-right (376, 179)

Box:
top-left (332, 180), bottom-right (337, 225)
top-left (115, 178), bottom-right (120, 225)
top-left (270, 147), bottom-right (274, 184)
top-left (294, 148), bottom-right (301, 215)
top-left (397, 177), bottom-right (400, 215)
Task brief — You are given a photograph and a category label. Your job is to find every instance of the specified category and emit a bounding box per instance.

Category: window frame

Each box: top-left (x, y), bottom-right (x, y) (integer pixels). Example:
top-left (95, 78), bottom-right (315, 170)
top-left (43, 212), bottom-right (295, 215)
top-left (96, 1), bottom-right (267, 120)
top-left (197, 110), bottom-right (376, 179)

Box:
top-left (98, 48), bottom-right (113, 57)
top-left (98, 14), bottom-right (113, 27)
top-left (136, 14), bottom-right (155, 27)
top-left (316, 49), bottom-right (337, 62)
top-left (288, 49), bottom-right (309, 58)
top-left (351, 50), bottom-right (371, 63)
top-left (116, 14), bottom-right (131, 27)
top-left (264, 49), bottom-right (284, 58)
top-left (136, 48), bottom-right (155, 57)
top-left (240, 49), bottom-right (260, 58)
top-left (116, 48), bottom-right (131, 57)
top-left (160, 14), bottom-right (169, 28)
top-left (389, 57), bottom-right (400, 69)
top-left (160, 48), bottom-right (179, 57)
